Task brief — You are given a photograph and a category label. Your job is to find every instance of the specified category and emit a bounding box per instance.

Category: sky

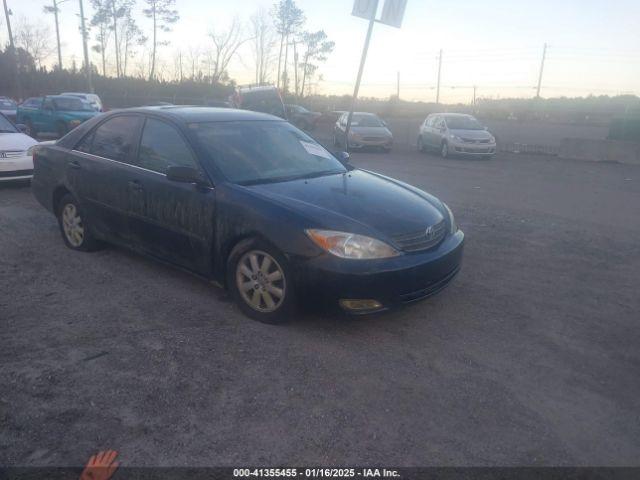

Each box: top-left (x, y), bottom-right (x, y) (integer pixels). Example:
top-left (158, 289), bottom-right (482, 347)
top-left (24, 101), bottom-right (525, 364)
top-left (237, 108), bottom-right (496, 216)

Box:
top-left (2, 0), bottom-right (640, 102)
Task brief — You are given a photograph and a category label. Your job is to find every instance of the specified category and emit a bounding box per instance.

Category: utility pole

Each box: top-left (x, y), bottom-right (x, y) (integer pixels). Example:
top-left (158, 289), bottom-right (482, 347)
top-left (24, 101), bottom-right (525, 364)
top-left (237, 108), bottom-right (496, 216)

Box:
top-left (396, 71), bottom-right (400, 99)
top-left (344, 0), bottom-right (379, 151)
top-left (536, 43), bottom-right (547, 98)
top-left (78, 0), bottom-right (93, 93)
top-left (436, 49), bottom-right (443, 104)
top-left (472, 85), bottom-right (477, 107)
top-left (3, 0), bottom-right (21, 100)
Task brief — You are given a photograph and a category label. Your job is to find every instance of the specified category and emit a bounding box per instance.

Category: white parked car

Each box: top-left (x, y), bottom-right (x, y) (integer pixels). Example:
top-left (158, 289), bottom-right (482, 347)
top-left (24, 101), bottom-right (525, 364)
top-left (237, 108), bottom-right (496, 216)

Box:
top-left (0, 112), bottom-right (39, 182)
top-left (418, 113), bottom-right (496, 159)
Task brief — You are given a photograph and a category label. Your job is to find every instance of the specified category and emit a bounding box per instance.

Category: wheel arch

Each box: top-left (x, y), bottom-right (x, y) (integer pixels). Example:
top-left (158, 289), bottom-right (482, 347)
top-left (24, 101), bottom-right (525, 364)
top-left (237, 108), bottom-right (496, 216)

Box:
top-left (52, 185), bottom-right (72, 215)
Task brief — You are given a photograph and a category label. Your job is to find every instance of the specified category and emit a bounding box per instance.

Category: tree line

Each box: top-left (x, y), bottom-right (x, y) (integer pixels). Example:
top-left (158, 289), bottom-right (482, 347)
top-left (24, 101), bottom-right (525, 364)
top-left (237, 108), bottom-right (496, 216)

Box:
top-left (1, 0), bottom-right (334, 99)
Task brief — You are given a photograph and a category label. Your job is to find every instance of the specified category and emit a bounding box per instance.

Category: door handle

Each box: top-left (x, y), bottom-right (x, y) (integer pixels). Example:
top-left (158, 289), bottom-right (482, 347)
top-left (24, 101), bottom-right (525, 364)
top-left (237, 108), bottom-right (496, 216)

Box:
top-left (128, 180), bottom-right (143, 192)
top-left (69, 160), bottom-right (81, 170)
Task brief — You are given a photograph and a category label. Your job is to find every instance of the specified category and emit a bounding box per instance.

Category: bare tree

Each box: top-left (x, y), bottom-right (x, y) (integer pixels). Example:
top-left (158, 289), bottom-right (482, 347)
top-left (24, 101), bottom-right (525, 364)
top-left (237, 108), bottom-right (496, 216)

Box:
top-left (14, 17), bottom-right (54, 69)
top-left (186, 45), bottom-right (201, 80)
top-left (91, 0), bottom-right (112, 76)
top-left (207, 17), bottom-right (247, 85)
top-left (118, 11), bottom-right (145, 76)
top-left (271, 0), bottom-right (304, 91)
top-left (298, 30), bottom-right (334, 97)
top-left (250, 7), bottom-right (276, 84)
top-left (143, 0), bottom-right (178, 81)
top-left (105, 0), bottom-right (134, 77)
top-left (43, 0), bottom-right (63, 69)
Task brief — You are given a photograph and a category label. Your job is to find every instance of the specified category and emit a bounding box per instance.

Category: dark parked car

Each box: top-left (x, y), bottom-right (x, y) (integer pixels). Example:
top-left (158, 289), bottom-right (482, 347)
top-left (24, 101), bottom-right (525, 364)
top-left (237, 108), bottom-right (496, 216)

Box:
top-left (229, 85), bottom-right (286, 119)
top-left (285, 104), bottom-right (321, 131)
top-left (31, 106), bottom-right (464, 323)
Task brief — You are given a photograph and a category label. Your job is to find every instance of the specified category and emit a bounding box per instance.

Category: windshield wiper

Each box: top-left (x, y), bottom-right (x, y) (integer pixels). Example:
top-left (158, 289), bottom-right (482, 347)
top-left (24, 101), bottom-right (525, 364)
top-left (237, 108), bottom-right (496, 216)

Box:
top-left (239, 170), bottom-right (344, 186)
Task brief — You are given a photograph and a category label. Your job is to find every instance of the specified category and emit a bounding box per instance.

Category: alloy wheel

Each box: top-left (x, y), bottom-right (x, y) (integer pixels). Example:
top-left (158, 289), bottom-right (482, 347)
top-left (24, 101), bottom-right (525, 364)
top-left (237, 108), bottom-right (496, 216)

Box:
top-left (235, 250), bottom-right (286, 313)
top-left (62, 203), bottom-right (85, 247)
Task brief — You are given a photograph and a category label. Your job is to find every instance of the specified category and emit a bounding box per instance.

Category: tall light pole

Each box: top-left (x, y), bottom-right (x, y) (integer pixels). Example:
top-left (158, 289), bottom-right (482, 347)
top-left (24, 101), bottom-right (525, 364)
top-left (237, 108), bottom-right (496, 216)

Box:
top-left (344, 0), bottom-right (379, 150)
top-left (536, 43), bottom-right (547, 98)
top-left (435, 49), bottom-right (443, 104)
top-left (2, 0), bottom-right (14, 50)
top-left (52, 0), bottom-right (63, 69)
top-left (78, 0), bottom-right (93, 92)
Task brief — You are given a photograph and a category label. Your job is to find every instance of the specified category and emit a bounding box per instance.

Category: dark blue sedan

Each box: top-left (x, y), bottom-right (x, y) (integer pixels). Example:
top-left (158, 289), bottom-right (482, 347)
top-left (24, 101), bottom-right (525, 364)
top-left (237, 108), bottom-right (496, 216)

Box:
top-left (31, 107), bottom-right (464, 323)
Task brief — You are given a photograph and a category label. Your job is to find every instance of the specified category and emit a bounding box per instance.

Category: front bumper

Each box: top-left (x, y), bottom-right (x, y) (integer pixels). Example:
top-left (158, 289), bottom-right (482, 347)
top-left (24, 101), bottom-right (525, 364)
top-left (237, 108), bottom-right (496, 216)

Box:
top-left (349, 136), bottom-right (394, 149)
top-left (292, 230), bottom-right (464, 313)
top-left (0, 155), bottom-right (33, 181)
top-left (450, 140), bottom-right (496, 155)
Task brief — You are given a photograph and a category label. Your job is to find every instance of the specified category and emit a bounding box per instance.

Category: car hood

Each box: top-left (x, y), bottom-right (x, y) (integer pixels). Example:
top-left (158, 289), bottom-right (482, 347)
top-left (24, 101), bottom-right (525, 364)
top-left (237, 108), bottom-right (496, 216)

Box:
top-left (351, 126), bottom-right (392, 136)
top-left (244, 169), bottom-right (444, 239)
top-left (450, 129), bottom-right (492, 139)
top-left (0, 133), bottom-right (38, 150)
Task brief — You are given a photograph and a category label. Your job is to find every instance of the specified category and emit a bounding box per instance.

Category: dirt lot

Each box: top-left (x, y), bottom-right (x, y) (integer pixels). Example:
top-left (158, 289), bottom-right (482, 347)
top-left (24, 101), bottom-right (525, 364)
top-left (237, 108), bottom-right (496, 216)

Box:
top-left (1, 150), bottom-right (639, 467)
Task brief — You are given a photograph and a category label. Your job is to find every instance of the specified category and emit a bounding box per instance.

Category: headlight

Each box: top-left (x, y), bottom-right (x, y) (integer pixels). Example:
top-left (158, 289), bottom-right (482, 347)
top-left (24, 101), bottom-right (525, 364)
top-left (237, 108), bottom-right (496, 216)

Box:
top-left (449, 134), bottom-right (462, 142)
top-left (442, 203), bottom-right (457, 234)
top-left (69, 119), bottom-right (81, 126)
top-left (306, 229), bottom-right (400, 259)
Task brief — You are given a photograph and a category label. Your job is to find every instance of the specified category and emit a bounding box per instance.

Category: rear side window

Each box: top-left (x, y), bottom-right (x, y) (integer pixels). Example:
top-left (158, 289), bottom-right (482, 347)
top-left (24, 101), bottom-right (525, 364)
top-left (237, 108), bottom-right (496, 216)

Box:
top-left (137, 118), bottom-right (198, 174)
top-left (23, 98), bottom-right (42, 108)
top-left (90, 116), bottom-right (141, 163)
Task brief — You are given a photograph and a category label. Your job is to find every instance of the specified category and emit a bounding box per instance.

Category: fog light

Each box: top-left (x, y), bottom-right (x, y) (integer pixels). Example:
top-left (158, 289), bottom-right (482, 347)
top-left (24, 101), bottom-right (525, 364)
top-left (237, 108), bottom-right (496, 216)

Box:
top-left (339, 299), bottom-right (383, 312)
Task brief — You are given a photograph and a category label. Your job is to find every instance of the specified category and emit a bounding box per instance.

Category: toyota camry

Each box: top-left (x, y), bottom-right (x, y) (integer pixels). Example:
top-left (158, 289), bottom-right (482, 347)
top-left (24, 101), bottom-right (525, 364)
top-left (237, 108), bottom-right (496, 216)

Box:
top-left (31, 107), bottom-right (464, 323)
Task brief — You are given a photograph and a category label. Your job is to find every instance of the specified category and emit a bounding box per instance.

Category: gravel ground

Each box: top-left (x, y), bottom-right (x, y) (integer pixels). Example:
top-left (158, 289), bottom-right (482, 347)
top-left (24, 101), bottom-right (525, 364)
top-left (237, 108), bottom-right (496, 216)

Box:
top-left (1, 150), bottom-right (639, 467)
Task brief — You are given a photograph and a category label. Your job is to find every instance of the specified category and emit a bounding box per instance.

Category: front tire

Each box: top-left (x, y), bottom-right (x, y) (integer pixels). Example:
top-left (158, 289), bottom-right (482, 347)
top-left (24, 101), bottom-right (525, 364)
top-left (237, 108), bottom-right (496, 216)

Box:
top-left (441, 141), bottom-right (450, 158)
top-left (25, 119), bottom-right (37, 138)
top-left (57, 193), bottom-right (102, 252)
top-left (227, 238), bottom-right (296, 324)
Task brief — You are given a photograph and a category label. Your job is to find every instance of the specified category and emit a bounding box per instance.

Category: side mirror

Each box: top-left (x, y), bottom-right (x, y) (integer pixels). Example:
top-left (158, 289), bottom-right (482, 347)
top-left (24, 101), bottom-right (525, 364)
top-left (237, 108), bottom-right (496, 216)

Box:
top-left (166, 165), bottom-right (207, 185)
top-left (484, 126), bottom-right (489, 131)
top-left (16, 124), bottom-right (27, 133)
top-left (336, 151), bottom-right (351, 165)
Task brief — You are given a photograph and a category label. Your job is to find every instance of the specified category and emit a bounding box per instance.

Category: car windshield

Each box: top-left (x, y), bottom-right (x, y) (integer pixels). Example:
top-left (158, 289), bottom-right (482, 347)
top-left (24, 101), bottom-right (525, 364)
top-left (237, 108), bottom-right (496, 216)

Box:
top-left (53, 97), bottom-right (94, 112)
top-left (445, 115), bottom-right (484, 130)
top-left (0, 114), bottom-right (17, 133)
top-left (190, 121), bottom-right (347, 185)
top-left (352, 115), bottom-right (384, 127)
top-left (0, 99), bottom-right (16, 109)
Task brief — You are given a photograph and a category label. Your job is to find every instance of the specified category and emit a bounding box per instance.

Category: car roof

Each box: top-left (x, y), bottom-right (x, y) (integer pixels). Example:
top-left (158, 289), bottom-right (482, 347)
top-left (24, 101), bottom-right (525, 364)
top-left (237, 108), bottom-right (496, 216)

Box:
top-left (238, 86), bottom-right (278, 93)
top-left (109, 106), bottom-right (283, 123)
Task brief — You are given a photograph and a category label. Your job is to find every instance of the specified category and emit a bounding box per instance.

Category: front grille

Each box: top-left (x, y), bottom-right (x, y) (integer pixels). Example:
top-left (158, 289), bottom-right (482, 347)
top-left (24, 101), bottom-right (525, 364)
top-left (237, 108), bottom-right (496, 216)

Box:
top-left (362, 137), bottom-right (385, 142)
top-left (0, 169), bottom-right (33, 178)
top-left (0, 150), bottom-right (27, 158)
top-left (462, 138), bottom-right (491, 144)
top-left (392, 220), bottom-right (447, 252)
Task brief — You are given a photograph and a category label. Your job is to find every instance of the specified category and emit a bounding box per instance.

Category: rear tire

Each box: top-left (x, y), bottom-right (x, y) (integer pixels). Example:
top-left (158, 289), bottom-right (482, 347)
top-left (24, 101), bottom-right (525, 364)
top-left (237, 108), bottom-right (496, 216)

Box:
top-left (227, 238), bottom-right (296, 324)
top-left (417, 136), bottom-right (426, 153)
top-left (56, 193), bottom-right (102, 252)
top-left (57, 121), bottom-right (68, 138)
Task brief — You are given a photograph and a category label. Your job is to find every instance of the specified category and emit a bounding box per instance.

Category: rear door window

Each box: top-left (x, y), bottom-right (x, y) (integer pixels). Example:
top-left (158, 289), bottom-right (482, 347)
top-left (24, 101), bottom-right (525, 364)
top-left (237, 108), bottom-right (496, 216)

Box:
top-left (137, 118), bottom-right (199, 174)
top-left (90, 115), bottom-right (142, 163)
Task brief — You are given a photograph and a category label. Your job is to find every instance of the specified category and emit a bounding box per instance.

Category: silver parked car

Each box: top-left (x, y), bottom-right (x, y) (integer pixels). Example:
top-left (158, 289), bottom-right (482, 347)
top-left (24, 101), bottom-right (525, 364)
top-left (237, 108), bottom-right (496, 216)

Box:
top-left (418, 113), bottom-right (496, 159)
top-left (334, 112), bottom-right (393, 152)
